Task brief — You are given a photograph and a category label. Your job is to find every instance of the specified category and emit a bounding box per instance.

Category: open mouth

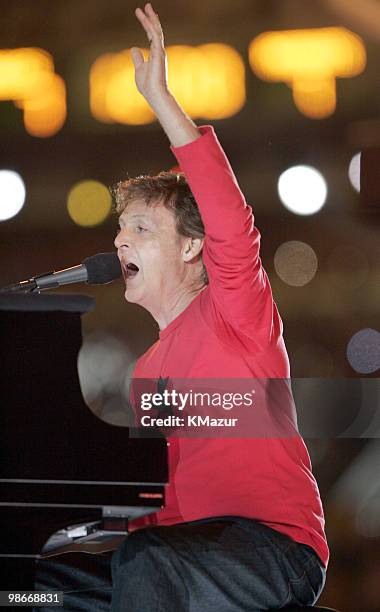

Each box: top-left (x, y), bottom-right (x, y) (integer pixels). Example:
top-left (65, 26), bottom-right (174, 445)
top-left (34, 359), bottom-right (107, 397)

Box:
top-left (124, 262), bottom-right (140, 279)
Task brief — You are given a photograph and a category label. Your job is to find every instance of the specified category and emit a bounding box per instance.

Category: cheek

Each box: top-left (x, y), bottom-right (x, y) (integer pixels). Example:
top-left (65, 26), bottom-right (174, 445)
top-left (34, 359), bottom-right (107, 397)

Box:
top-left (150, 239), bottom-right (182, 268)
top-left (140, 238), bottom-right (160, 259)
top-left (140, 230), bottom-right (183, 275)
top-left (163, 244), bottom-right (183, 270)
top-left (140, 243), bottom-right (168, 279)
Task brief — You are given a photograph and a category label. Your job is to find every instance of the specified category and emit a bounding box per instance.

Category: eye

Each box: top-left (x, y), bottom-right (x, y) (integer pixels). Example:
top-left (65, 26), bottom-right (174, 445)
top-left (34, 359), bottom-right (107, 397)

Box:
top-left (135, 225), bottom-right (147, 233)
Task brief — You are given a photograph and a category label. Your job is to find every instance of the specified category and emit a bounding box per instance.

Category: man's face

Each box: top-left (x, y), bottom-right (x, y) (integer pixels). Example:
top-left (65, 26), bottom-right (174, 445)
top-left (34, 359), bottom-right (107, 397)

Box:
top-left (114, 199), bottom-right (187, 314)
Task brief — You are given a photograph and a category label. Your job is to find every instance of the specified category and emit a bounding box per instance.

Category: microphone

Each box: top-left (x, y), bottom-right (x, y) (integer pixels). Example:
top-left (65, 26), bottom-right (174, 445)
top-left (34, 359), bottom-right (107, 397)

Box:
top-left (0, 252), bottom-right (122, 294)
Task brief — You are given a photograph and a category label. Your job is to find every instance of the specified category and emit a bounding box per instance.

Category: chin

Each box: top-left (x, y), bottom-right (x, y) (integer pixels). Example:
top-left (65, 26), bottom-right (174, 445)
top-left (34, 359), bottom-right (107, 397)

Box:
top-left (124, 290), bottom-right (138, 304)
top-left (124, 291), bottom-right (137, 304)
top-left (124, 286), bottom-right (146, 306)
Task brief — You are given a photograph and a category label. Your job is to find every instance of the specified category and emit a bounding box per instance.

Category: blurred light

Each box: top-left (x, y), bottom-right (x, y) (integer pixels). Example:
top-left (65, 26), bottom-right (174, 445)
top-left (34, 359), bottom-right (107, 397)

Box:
top-left (168, 44), bottom-right (245, 120)
top-left (106, 49), bottom-right (155, 125)
top-left (274, 240), bottom-right (318, 286)
top-left (89, 53), bottom-right (119, 123)
top-left (277, 166), bottom-right (327, 215)
top-left (20, 73), bottom-right (67, 138)
top-left (248, 27), bottom-right (366, 118)
top-left (67, 180), bottom-right (112, 227)
top-left (0, 48), bottom-right (66, 137)
top-left (346, 328), bottom-right (380, 374)
top-left (0, 170), bottom-right (26, 221)
top-left (348, 152), bottom-right (361, 192)
top-left (90, 44), bottom-right (245, 125)
top-left (327, 245), bottom-right (369, 290)
top-left (78, 332), bottom-right (132, 404)
top-left (292, 76), bottom-right (336, 119)
top-left (98, 397), bottom-right (132, 427)
top-left (0, 48), bottom-right (53, 99)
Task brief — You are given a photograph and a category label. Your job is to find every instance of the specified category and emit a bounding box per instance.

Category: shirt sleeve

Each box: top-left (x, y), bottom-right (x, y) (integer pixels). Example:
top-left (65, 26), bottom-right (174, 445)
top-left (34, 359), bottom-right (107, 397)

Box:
top-left (171, 125), bottom-right (280, 346)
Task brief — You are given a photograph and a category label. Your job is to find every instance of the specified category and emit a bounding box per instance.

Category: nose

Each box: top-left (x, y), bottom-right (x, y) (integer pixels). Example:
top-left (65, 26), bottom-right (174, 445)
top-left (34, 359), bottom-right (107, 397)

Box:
top-left (114, 232), bottom-right (121, 249)
top-left (114, 227), bottom-right (130, 251)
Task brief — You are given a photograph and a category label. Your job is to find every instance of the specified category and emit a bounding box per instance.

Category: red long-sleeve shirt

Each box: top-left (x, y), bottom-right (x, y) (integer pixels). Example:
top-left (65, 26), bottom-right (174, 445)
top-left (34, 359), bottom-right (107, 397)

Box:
top-left (129, 126), bottom-right (329, 567)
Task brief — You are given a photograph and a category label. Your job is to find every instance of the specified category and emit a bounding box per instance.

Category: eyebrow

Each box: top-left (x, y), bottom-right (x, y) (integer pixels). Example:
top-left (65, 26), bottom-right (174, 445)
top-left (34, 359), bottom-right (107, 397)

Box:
top-left (118, 214), bottom-right (154, 226)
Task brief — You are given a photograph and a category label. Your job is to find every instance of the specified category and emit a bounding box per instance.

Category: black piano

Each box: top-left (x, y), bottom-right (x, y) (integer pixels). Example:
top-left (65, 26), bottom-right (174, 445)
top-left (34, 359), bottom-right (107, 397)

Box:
top-left (0, 294), bottom-right (168, 592)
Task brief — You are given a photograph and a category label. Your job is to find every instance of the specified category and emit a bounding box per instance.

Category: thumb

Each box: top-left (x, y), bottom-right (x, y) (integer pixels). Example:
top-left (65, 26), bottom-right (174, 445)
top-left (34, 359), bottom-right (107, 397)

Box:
top-left (130, 47), bottom-right (144, 69)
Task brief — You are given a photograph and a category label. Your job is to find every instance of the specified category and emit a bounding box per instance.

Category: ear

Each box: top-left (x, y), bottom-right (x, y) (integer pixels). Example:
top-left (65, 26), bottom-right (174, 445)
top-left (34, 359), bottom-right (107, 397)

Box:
top-left (182, 237), bottom-right (204, 262)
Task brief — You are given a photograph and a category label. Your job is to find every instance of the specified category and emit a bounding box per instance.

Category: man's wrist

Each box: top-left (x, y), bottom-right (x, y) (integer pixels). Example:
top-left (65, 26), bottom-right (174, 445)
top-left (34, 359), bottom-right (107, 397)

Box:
top-left (146, 88), bottom-right (173, 112)
top-left (148, 90), bottom-right (201, 148)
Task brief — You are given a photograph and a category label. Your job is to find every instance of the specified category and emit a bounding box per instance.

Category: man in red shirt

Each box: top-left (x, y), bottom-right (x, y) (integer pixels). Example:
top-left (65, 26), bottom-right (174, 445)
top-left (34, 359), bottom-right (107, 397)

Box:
top-left (110, 3), bottom-right (328, 610)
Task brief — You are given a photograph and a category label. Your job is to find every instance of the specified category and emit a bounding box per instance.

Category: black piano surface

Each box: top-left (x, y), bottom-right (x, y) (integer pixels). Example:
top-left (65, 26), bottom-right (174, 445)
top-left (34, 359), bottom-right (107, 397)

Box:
top-left (0, 294), bottom-right (168, 591)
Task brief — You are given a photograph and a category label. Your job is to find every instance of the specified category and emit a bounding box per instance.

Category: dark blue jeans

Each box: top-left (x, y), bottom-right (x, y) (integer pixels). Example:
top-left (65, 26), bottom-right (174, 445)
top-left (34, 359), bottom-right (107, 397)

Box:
top-left (35, 516), bottom-right (326, 611)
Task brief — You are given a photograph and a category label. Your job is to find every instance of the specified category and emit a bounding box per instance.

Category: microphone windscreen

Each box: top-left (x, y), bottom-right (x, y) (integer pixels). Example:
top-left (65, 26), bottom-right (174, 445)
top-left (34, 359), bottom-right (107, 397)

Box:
top-left (83, 252), bottom-right (122, 285)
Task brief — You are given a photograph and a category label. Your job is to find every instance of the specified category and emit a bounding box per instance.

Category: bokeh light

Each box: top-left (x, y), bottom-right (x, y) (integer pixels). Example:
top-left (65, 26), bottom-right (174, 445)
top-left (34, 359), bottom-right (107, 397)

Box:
top-left (277, 165), bottom-right (327, 215)
top-left (348, 152), bottom-right (361, 192)
top-left (102, 49), bottom-right (154, 125)
top-left (0, 47), bottom-right (53, 99)
top-left (67, 180), bottom-right (112, 227)
top-left (90, 44), bottom-right (245, 125)
top-left (292, 76), bottom-right (336, 120)
top-left (77, 331), bottom-right (133, 427)
top-left (0, 48), bottom-right (66, 137)
top-left (168, 43), bottom-right (246, 120)
top-left (274, 240), bottom-right (318, 286)
top-left (248, 27), bottom-right (366, 118)
top-left (0, 170), bottom-right (26, 221)
top-left (20, 73), bottom-right (67, 138)
top-left (346, 328), bottom-right (380, 374)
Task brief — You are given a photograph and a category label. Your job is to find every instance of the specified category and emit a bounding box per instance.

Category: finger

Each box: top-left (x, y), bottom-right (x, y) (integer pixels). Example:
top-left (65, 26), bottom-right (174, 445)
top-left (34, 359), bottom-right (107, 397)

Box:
top-left (144, 3), bottom-right (162, 30)
top-left (135, 7), bottom-right (156, 42)
top-left (142, 3), bottom-right (164, 44)
top-left (135, 7), bottom-right (153, 31)
top-left (144, 4), bottom-right (165, 48)
top-left (135, 7), bottom-right (165, 58)
top-left (130, 47), bottom-right (145, 69)
top-left (136, 11), bottom-right (164, 54)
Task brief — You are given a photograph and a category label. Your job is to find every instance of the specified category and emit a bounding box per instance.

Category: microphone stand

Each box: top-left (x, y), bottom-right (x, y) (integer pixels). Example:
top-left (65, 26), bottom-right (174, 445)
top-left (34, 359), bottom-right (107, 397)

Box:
top-left (0, 271), bottom-right (58, 294)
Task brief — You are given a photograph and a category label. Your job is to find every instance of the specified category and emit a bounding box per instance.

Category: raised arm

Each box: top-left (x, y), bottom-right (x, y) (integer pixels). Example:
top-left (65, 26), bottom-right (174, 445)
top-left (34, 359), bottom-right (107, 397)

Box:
top-left (131, 4), bottom-right (281, 346)
top-left (131, 3), bottom-right (200, 147)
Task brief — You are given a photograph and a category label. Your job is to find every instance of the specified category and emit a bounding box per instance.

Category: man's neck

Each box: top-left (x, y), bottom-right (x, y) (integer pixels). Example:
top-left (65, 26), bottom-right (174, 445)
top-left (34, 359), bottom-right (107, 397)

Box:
top-left (154, 283), bottom-right (206, 331)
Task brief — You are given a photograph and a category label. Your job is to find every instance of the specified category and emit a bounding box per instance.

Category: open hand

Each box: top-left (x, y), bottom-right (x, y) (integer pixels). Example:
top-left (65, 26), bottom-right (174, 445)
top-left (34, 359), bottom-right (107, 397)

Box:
top-left (131, 3), bottom-right (169, 103)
